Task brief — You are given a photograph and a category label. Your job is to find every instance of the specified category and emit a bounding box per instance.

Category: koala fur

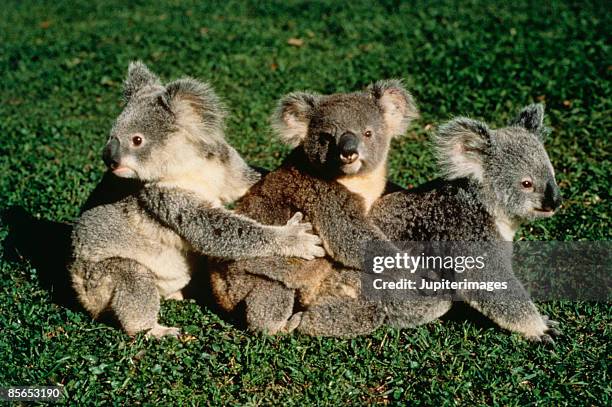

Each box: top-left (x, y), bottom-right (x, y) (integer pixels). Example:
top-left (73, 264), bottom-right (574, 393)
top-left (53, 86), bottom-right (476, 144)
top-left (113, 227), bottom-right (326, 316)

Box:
top-left (184, 81), bottom-right (419, 334)
top-left (240, 104), bottom-right (563, 343)
top-left (70, 62), bottom-right (324, 338)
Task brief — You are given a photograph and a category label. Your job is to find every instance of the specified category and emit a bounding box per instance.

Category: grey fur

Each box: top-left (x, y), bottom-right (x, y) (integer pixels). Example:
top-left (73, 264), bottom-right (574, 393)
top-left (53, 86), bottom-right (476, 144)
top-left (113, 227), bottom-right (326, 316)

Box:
top-left (509, 103), bottom-right (549, 140)
top-left (122, 61), bottom-right (161, 102)
top-left (70, 62), bottom-right (324, 338)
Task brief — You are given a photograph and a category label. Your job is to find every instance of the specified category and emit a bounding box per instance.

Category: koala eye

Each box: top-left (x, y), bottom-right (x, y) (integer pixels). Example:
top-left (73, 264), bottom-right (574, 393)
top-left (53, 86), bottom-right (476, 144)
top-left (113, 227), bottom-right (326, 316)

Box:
top-left (521, 180), bottom-right (533, 189)
top-left (364, 130), bottom-right (373, 138)
top-left (132, 135), bottom-right (143, 147)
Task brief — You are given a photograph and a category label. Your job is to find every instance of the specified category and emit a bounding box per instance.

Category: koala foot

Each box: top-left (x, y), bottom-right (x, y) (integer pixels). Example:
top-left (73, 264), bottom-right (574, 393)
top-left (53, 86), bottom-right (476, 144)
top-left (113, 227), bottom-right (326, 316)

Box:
top-left (280, 312), bottom-right (303, 334)
top-left (146, 324), bottom-right (181, 339)
top-left (261, 313), bottom-right (303, 335)
top-left (164, 291), bottom-right (184, 300)
top-left (279, 212), bottom-right (325, 260)
top-left (524, 316), bottom-right (561, 345)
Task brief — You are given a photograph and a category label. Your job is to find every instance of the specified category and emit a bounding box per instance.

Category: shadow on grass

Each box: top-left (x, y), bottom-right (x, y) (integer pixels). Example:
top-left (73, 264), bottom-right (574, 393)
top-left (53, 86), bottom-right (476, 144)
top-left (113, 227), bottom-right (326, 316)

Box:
top-left (0, 173), bottom-right (144, 314)
top-left (441, 302), bottom-right (498, 330)
top-left (2, 205), bottom-right (83, 311)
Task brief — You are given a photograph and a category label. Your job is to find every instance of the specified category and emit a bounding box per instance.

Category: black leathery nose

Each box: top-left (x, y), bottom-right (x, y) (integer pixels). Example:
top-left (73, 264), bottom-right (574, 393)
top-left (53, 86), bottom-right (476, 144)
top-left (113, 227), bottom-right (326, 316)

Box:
top-left (338, 132), bottom-right (359, 162)
top-left (102, 137), bottom-right (121, 169)
top-left (542, 180), bottom-right (562, 211)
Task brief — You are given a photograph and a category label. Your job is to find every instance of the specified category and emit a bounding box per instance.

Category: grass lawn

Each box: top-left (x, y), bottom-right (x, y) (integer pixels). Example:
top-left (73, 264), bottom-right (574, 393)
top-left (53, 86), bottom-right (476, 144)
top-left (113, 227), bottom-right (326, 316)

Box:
top-left (0, 0), bottom-right (610, 404)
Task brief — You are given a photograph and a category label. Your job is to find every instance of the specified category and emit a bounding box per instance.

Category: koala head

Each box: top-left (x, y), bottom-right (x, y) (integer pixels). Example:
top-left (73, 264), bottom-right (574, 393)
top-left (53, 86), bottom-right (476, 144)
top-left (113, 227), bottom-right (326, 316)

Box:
top-left (102, 61), bottom-right (227, 181)
top-left (435, 104), bottom-right (562, 221)
top-left (272, 80), bottom-right (418, 177)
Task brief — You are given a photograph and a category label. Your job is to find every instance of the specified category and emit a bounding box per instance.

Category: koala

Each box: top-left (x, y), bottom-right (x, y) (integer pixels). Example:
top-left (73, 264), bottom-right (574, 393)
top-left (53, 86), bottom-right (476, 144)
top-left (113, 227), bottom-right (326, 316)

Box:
top-left (70, 62), bottom-right (323, 338)
top-left (147, 81), bottom-right (419, 334)
top-left (241, 104), bottom-right (564, 343)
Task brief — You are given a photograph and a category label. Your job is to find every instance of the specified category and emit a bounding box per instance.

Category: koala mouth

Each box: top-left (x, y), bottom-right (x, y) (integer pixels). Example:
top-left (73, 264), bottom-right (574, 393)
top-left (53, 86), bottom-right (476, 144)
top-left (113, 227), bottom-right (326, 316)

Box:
top-left (112, 166), bottom-right (137, 178)
top-left (340, 159), bottom-right (363, 175)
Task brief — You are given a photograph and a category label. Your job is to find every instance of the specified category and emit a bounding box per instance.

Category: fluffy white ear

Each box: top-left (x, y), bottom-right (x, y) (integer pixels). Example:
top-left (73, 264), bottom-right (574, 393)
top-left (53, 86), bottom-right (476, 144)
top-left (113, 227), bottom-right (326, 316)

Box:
top-left (123, 61), bottom-right (160, 102)
top-left (368, 79), bottom-right (419, 137)
top-left (509, 103), bottom-right (549, 141)
top-left (434, 117), bottom-right (492, 182)
top-left (271, 92), bottom-right (320, 147)
top-left (164, 77), bottom-right (226, 139)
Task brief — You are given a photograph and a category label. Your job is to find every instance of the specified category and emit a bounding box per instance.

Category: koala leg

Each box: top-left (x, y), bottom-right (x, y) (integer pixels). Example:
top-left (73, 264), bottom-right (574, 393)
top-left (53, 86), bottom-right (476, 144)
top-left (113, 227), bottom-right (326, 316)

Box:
top-left (107, 258), bottom-right (181, 338)
top-left (73, 257), bottom-right (175, 336)
top-left (463, 296), bottom-right (559, 343)
top-left (164, 290), bottom-right (184, 300)
top-left (297, 298), bottom-right (385, 338)
top-left (244, 280), bottom-right (297, 335)
top-left (453, 244), bottom-right (560, 343)
top-left (458, 272), bottom-right (560, 343)
top-left (71, 258), bottom-right (116, 320)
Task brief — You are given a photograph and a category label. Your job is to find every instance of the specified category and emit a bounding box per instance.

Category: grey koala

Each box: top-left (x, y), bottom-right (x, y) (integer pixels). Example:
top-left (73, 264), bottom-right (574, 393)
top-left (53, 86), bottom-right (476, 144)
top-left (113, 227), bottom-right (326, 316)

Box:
top-left (238, 104), bottom-right (563, 343)
top-left (70, 62), bottom-right (324, 338)
top-left (149, 80), bottom-right (420, 334)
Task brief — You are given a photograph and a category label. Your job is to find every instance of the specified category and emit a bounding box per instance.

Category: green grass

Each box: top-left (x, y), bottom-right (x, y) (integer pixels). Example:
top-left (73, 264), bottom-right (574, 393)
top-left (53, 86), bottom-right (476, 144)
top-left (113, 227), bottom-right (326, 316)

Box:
top-left (0, 0), bottom-right (610, 404)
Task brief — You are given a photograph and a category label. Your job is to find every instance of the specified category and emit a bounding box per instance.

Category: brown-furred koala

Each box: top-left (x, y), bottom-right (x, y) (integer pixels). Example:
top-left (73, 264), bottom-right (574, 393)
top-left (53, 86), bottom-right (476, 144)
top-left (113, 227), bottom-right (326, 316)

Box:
top-left (240, 81), bottom-right (418, 263)
top-left (69, 62), bottom-right (323, 338)
top-left (148, 80), bottom-right (419, 334)
top-left (233, 104), bottom-right (564, 344)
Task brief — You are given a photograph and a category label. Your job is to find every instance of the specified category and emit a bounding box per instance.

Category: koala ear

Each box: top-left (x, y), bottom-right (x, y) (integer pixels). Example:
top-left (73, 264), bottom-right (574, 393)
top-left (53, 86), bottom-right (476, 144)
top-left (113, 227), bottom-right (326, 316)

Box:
top-left (368, 79), bottom-right (419, 137)
top-left (509, 104), bottom-right (548, 140)
top-left (123, 61), bottom-right (161, 102)
top-left (164, 78), bottom-right (226, 137)
top-left (272, 92), bottom-right (320, 147)
top-left (434, 117), bottom-right (492, 182)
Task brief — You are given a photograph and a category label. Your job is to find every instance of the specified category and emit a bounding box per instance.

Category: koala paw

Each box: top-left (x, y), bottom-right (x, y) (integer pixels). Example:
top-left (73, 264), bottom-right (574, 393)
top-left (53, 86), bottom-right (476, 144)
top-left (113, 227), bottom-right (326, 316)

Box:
top-left (164, 290), bottom-right (184, 300)
top-left (525, 316), bottom-right (561, 345)
top-left (542, 315), bottom-right (562, 337)
top-left (280, 212), bottom-right (325, 260)
top-left (281, 312), bottom-right (303, 333)
top-left (146, 324), bottom-right (181, 339)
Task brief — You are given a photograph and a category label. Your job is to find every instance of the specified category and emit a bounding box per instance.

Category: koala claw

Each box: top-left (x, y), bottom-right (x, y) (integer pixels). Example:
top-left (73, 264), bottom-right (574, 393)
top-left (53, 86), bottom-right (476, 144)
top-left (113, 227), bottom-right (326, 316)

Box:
top-left (542, 316), bottom-right (562, 338)
top-left (281, 312), bottom-right (303, 334)
top-left (286, 212), bottom-right (305, 225)
top-left (525, 316), bottom-right (561, 345)
top-left (542, 315), bottom-right (560, 328)
top-left (540, 334), bottom-right (555, 345)
top-left (301, 246), bottom-right (327, 260)
top-left (525, 333), bottom-right (554, 345)
top-left (291, 232), bottom-right (325, 260)
top-left (146, 324), bottom-right (181, 339)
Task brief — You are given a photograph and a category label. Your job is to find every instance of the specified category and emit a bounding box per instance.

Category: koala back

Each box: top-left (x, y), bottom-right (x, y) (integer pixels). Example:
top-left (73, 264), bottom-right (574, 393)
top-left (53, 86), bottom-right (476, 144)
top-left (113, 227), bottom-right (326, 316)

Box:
top-left (370, 179), bottom-right (497, 242)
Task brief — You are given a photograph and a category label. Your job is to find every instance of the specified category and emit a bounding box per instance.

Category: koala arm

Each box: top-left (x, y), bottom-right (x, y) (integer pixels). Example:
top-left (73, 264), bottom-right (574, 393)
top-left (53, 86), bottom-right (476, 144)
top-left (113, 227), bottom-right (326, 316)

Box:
top-left (317, 218), bottom-right (396, 269)
top-left (138, 185), bottom-right (324, 260)
top-left (308, 186), bottom-right (399, 269)
top-left (456, 242), bottom-right (560, 343)
top-left (233, 167), bottom-right (398, 269)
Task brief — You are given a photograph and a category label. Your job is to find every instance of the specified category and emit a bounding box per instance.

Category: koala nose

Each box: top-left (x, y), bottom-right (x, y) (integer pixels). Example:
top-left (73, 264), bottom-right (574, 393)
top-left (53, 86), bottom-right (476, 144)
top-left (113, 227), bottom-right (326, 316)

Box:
top-left (102, 137), bottom-right (121, 170)
top-left (542, 180), bottom-right (562, 211)
top-left (338, 132), bottom-right (360, 164)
